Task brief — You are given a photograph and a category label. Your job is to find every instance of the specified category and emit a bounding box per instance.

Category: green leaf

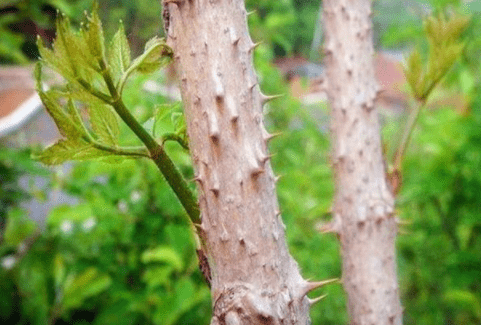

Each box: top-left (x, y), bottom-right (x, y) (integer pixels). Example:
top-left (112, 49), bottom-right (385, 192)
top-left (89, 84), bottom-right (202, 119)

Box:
top-left (443, 289), bottom-right (481, 319)
top-left (84, 3), bottom-right (105, 60)
top-left (3, 208), bottom-right (37, 247)
top-left (47, 204), bottom-right (93, 228)
top-left (18, 258), bottom-right (49, 325)
top-left (89, 102), bottom-right (120, 146)
top-left (62, 267), bottom-right (112, 312)
top-left (405, 49), bottom-right (424, 99)
top-left (109, 22), bottom-right (131, 83)
top-left (130, 37), bottom-right (173, 74)
top-left (53, 253), bottom-right (66, 288)
top-left (141, 246), bottom-right (183, 271)
top-left (35, 139), bottom-right (112, 165)
top-left (142, 266), bottom-right (175, 289)
top-left (37, 88), bottom-right (87, 139)
top-left (153, 278), bottom-right (209, 325)
top-left (37, 35), bottom-right (75, 83)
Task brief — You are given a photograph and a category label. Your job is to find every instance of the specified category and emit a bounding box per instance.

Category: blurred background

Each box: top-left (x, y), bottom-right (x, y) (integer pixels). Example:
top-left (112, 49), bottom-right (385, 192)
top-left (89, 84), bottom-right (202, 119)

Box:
top-left (1, 0), bottom-right (481, 324)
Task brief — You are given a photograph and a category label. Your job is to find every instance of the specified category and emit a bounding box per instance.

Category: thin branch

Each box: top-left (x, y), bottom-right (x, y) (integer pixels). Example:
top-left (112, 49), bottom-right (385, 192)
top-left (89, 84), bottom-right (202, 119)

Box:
top-left (98, 58), bottom-right (200, 224)
top-left (91, 142), bottom-right (150, 158)
top-left (77, 78), bottom-right (113, 104)
top-left (392, 99), bottom-right (425, 171)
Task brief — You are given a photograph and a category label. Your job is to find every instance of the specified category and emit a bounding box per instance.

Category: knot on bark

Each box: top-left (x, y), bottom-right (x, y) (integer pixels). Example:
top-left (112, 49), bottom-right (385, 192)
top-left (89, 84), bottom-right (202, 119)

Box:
top-left (212, 283), bottom-right (310, 325)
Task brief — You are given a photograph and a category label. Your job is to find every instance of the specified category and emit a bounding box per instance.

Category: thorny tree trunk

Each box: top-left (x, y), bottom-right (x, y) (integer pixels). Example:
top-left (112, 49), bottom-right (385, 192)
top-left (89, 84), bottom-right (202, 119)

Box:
top-left (323, 0), bottom-right (403, 324)
top-left (163, 0), bottom-right (324, 324)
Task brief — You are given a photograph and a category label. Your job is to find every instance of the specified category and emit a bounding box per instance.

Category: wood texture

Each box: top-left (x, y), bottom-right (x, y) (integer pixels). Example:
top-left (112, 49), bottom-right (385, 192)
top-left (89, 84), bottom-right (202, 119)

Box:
top-left (323, 0), bottom-right (403, 324)
top-left (164, 0), bottom-right (315, 323)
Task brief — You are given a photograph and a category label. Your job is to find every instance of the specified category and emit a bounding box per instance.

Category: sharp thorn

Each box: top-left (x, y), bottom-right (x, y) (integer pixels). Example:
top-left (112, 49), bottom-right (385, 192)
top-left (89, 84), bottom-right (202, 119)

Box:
top-left (302, 278), bottom-right (339, 296)
top-left (308, 294), bottom-right (328, 306)
top-left (265, 132), bottom-right (282, 142)
top-left (192, 176), bottom-right (203, 184)
top-left (260, 93), bottom-right (284, 105)
top-left (247, 10), bottom-right (256, 16)
top-left (317, 221), bottom-right (335, 234)
top-left (209, 187), bottom-right (220, 196)
top-left (248, 41), bottom-right (262, 53)
top-left (250, 167), bottom-right (265, 177)
top-left (395, 217), bottom-right (411, 225)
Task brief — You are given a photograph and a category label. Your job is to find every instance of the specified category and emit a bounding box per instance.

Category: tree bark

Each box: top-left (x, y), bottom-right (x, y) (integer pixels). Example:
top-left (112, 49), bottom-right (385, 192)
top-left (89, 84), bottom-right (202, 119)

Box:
top-left (163, 0), bottom-right (319, 323)
top-left (323, 0), bottom-right (403, 324)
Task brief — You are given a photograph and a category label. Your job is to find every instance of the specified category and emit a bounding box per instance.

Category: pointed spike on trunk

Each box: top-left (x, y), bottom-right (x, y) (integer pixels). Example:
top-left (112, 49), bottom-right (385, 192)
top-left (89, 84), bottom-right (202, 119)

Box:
top-left (316, 221), bottom-right (339, 234)
top-left (259, 154), bottom-right (273, 165)
top-left (226, 95), bottom-right (239, 123)
top-left (229, 28), bottom-right (240, 45)
top-left (250, 166), bottom-right (265, 178)
top-left (264, 131), bottom-right (282, 142)
top-left (192, 175), bottom-right (204, 185)
top-left (308, 294), bottom-right (328, 306)
top-left (248, 41), bottom-right (262, 53)
top-left (301, 278), bottom-right (339, 297)
top-left (395, 217), bottom-right (411, 226)
top-left (212, 70), bottom-right (225, 100)
top-left (207, 111), bottom-right (220, 141)
top-left (249, 81), bottom-right (258, 91)
top-left (210, 173), bottom-right (220, 196)
top-left (260, 93), bottom-right (284, 105)
top-left (247, 10), bottom-right (256, 16)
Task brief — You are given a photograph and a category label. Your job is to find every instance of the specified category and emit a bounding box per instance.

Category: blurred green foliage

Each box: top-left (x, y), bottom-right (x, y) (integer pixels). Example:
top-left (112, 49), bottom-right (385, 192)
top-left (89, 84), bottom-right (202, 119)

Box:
top-left (0, 70), bottom-right (210, 324)
top-left (0, 0), bottom-right (162, 64)
top-left (246, 0), bottom-right (321, 57)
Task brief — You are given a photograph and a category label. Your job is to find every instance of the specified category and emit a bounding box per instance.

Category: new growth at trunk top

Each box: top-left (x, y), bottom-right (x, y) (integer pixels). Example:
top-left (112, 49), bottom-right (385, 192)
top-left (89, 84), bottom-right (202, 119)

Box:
top-left (389, 12), bottom-right (470, 194)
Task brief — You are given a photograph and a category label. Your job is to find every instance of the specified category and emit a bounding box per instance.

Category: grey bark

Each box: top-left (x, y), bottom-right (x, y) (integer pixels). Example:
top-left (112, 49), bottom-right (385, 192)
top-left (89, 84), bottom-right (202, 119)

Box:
top-left (163, 0), bottom-right (325, 324)
top-left (323, 1), bottom-right (403, 324)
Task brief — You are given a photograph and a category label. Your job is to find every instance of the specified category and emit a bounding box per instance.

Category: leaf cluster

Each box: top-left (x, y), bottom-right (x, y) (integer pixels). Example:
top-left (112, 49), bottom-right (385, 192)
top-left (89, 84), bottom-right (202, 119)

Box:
top-left (405, 12), bottom-right (470, 102)
top-left (35, 3), bottom-right (173, 166)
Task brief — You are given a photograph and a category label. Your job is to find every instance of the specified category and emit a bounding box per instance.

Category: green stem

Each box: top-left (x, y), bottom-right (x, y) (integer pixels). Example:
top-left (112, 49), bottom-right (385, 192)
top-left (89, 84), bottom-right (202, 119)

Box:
top-left (393, 99), bottom-right (425, 171)
top-left (77, 79), bottom-right (113, 104)
top-left (162, 133), bottom-right (189, 150)
top-left (98, 59), bottom-right (200, 224)
top-left (91, 142), bottom-right (149, 158)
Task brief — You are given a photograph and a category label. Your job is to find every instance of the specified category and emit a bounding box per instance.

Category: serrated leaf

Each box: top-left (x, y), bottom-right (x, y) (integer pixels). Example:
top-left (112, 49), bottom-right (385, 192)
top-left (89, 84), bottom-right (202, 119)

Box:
top-left (405, 49), bottom-right (424, 99)
top-left (66, 99), bottom-right (90, 135)
top-left (35, 139), bottom-right (111, 165)
top-left (34, 61), bottom-right (42, 87)
top-left (130, 37), bottom-right (173, 74)
top-left (66, 84), bottom-right (107, 106)
top-left (38, 90), bottom-right (86, 139)
top-left (37, 34), bottom-right (75, 81)
top-left (108, 22), bottom-right (131, 83)
top-left (85, 3), bottom-right (105, 60)
top-left (88, 103), bottom-right (120, 146)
